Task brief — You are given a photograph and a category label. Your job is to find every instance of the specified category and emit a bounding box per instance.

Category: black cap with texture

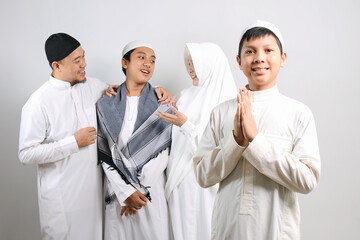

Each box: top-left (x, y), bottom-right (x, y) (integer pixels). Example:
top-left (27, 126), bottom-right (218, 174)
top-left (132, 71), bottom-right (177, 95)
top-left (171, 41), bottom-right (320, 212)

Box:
top-left (45, 33), bottom-right (80, 64)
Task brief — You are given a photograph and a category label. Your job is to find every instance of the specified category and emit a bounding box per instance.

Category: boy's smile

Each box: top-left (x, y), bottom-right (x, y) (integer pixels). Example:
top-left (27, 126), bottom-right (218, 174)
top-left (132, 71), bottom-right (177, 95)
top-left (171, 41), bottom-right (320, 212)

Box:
top-left (237, 34), bottom-right (287, 91)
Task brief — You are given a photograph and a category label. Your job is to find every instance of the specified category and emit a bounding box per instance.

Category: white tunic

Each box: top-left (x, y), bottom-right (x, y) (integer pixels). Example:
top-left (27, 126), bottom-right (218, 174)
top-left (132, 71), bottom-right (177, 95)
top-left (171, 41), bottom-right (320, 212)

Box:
top-left (18, 76), bottom-right (108, 239)
top-left (194, 86), bottom-right (321, 240)
top-left (166, 43), bottom-right (237, 240)
top-left (103, 96), bottom-right (170, 240)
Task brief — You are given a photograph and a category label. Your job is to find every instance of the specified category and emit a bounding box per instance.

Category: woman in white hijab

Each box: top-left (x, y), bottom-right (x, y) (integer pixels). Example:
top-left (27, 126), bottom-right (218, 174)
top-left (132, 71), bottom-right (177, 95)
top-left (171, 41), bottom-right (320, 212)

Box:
top-left (157, 42), bottom-right (237, 240)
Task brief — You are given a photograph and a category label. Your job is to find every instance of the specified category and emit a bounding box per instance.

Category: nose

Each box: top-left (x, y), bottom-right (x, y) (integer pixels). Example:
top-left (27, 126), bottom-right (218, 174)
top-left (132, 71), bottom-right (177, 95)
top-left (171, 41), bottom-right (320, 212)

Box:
top-left (143, 58), bottom-right (151, 67)
top-left (254, 51), bottom-right (265, 63)
top-left (81, 57), bottom-right (87, 68)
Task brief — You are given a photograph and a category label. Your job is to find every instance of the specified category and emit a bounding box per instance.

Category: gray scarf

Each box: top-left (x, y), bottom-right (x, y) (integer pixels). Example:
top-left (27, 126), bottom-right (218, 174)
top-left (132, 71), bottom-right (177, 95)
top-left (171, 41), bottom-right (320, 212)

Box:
top-left (97, 82), bottom-right (172, 203)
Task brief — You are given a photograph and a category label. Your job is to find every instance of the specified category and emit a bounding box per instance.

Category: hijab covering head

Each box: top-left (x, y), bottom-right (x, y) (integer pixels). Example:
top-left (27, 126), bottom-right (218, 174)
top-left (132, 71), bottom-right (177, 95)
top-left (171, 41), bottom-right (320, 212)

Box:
top-left (240, 19), bottom-right (284, 50)
top-left (165, 42), bottom-right (237, 199)
top-left (45, 33), bottom-right (80, 64)
top-left (122, 40), bottom-right (154, 57)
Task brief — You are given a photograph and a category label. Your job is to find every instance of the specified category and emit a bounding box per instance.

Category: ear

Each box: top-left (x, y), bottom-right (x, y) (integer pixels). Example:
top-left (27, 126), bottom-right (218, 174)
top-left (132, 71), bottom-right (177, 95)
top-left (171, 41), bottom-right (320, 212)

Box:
top-left (236, 55), bottom-right (243, 70)
top-left (122, 58), bottom-right (128, 69)
top-left (280, 52), bottom-right (287, 68)
top-left (51, 61), bottom-right (61, 72)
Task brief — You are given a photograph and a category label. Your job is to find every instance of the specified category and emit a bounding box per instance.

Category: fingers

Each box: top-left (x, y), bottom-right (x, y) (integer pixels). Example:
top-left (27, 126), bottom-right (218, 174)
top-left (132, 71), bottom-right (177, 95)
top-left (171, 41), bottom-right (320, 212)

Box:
top-left (120, 206), bottom-right (126, 216)
top-left (170, 106), bottom-right (179, 114)
top-left (139, 194), bottom-right (149, 203)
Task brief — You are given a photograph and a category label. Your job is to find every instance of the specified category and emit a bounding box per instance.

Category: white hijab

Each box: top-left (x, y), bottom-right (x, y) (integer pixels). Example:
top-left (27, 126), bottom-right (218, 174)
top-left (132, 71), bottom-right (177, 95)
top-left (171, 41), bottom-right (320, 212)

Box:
top-left (165, 42), bottom-right (237, 199)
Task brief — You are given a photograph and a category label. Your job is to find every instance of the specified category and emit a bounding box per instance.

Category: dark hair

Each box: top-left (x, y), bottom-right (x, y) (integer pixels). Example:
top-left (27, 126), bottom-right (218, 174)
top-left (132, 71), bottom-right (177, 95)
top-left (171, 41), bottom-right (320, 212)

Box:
top-left (238, 27), bottom-right (283, 58)
top-left (122, 49), bottom-right (135, 75)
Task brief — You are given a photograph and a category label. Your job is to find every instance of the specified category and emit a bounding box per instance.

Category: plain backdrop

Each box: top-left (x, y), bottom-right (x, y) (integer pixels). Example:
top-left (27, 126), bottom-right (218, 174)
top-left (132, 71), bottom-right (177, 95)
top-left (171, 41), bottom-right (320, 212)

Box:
top-left (1, 0), bottom-right (359, 239)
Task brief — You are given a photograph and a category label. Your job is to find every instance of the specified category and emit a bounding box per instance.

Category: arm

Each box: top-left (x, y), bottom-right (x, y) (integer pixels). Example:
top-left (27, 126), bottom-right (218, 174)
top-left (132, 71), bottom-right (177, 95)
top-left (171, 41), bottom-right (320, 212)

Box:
top-left (239, 89), bottom-right (320, 194)
top-left (193, 109), bottom-right (246, 188)
top-left (243, 114), bottom-right (321, 194)
top-left (18, 102), bottom-right (80, 165)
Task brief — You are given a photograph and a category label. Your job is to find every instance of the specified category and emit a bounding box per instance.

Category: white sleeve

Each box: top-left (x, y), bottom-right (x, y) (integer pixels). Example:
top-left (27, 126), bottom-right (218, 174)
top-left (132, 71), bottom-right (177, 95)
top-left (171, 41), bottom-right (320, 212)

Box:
top-left (178, 120), bottom-right (198, 153)
top-left (193, 110), bottom-right (246, 188)
top-left (102, 162), bottom-right (136, 206)
top-left (18, 102), bottom-right (79, 165)
top-left (243, 111), bottom-right (321, 194)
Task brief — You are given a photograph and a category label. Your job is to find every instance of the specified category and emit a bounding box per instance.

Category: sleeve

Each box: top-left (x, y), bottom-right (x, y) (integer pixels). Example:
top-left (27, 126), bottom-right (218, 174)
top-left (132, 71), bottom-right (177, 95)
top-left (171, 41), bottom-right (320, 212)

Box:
top-left (102, 162), bottom-right (136, 206)
top-left (243, 110), bottom-right (321, 194)
top-left (178, 120), bottom-right (198, 153)
top-left (89, 78), bottom-right (109, 101)
top-left (18, 101), bottom-right (79, 165)
top-left (193, 109), bottom-right (246, 188)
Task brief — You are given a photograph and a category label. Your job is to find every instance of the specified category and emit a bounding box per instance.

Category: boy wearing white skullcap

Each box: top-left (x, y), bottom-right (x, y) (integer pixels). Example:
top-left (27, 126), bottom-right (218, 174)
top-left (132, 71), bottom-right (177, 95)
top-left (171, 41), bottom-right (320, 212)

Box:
top-left (193, 20), bottom-right (321, 240)
top-left (97, 40), bottom-right (171, 240)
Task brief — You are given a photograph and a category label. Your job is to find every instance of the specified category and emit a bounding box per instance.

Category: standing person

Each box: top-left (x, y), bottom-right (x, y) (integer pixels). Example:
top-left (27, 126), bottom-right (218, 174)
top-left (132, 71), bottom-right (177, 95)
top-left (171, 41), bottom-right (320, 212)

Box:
top-left (97, 40), bottom-right (172, 240)
top-left (157, 42), bottom-right (237, 240)
top-left (18, 33), bottom-right (106, 239)
top-left (193, 20), bottom-right (321, 240)
top-left (18, 33), bottom-right (173, 240)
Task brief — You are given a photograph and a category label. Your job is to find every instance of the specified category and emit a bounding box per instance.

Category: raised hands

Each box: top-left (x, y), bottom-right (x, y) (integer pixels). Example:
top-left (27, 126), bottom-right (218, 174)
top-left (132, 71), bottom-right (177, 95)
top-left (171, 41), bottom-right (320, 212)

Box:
top-left (156, 106), bottom-right (188, 127)
top-left (233, 88), bottom-right (258, 146)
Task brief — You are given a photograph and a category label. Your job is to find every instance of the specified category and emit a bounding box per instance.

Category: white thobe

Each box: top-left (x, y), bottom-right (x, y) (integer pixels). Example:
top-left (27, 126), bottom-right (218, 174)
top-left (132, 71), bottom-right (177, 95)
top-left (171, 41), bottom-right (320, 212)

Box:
top-left (18, 76), bottom-right (108, 240)
top-left (194, 86), bottom-right (321, 240)
top-left (103, 96), bottom-right (170, 240)
top-left (167, 120), bottom-right (217, 240)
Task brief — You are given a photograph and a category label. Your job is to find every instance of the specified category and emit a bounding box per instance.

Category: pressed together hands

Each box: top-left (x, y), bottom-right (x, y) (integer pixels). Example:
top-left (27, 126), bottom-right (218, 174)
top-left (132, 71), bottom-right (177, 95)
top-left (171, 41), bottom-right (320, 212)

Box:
top-left (233, 88), bottom-right (258, 147)
top-left (75, 86), bottom-right (258, 216)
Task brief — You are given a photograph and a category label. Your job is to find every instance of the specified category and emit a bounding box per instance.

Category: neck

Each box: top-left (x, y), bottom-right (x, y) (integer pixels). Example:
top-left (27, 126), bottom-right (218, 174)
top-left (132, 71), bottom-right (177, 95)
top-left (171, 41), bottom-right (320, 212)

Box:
top-left (52, 73), bottom-right (76, 86)
top-left (125, 79), bottom-right (146, 96)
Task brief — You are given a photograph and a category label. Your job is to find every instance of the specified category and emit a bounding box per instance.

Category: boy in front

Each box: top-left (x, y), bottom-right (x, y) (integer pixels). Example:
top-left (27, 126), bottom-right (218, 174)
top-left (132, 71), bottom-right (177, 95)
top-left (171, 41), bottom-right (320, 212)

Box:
top-left (193, 20), bottom-right (321, 240)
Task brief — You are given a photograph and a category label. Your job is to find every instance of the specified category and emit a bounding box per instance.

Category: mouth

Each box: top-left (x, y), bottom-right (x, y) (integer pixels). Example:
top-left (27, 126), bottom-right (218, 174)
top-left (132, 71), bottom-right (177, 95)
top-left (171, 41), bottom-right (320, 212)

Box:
top-left (141, 69), bottom-right (150, 74)
top-left (251, 67), bottom-right (269, 74)
top-left (79, 70), bottom-right (86, 75)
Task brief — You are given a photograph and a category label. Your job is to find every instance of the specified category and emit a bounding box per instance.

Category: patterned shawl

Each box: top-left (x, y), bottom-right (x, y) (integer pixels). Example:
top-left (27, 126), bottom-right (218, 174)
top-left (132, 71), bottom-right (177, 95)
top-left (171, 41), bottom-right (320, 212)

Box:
top-left (96, 82), bottom-right (172, 203)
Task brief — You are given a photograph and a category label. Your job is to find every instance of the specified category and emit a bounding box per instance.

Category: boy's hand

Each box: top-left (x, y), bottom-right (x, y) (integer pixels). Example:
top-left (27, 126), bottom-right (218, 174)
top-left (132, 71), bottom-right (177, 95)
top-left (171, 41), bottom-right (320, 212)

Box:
top-left (240, 89), bottom-right (258, 142)
top-left (120, 206), bottom-right (137, 216)
top-left (233, 92), bottom-right (247, 146)
top-left (124, 190), bottom-right (148, 210)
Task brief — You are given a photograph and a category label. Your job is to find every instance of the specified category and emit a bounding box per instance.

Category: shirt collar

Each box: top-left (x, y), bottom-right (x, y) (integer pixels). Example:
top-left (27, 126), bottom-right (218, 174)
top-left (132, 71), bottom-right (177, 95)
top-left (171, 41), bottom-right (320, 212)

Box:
top-left (49, 76), bottom-right (72, 89)
top-left (246, 84), bottom-right (279, 102)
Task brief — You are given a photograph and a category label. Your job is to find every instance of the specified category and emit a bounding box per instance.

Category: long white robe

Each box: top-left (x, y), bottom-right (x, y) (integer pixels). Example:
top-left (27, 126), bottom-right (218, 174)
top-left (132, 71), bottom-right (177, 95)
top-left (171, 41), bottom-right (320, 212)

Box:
top-left (103, 96), bottom-right (170, 240)
top-left (166, 43), bottom-right (237, 240)
top-left (18, 76), bottom-right (107, 239)
top-left (194, 86), bottom-right (321, 240)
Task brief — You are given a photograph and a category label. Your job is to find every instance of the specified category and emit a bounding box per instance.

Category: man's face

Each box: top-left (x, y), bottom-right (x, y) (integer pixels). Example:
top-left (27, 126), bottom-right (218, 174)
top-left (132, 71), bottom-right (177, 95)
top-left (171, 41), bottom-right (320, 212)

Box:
top-left (237, 34), bottom-right (287, 91)
top-left (186, 54), bottom-right (199, 86)
top-left (57, 46), bottom-right (86, 84)
top-left (122, 47), bottom-right (156, 84)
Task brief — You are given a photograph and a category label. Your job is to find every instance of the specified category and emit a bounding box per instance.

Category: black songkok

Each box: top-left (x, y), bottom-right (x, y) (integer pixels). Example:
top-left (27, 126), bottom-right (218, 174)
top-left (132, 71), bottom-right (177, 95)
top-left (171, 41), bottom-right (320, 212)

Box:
top-left (45, 33), bottom-right (80, 64)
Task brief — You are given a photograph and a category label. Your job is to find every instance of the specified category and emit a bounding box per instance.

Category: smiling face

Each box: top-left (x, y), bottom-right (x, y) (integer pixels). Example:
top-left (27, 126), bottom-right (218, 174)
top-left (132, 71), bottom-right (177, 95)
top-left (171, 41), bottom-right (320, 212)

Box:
top-left (186, 54), bottom-right (199, 86)
top-left (52, 46), bottom-right (87, 85)
top-left (237, 34), bottom-right (287, 91)
top-left (122, 47), bottom-right (156, 85)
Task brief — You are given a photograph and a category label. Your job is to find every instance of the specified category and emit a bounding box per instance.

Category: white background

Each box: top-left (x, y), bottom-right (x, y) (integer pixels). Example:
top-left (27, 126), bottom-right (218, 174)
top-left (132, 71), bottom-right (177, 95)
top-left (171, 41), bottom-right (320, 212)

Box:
top-left (1, 0), bottom-right (359, 239)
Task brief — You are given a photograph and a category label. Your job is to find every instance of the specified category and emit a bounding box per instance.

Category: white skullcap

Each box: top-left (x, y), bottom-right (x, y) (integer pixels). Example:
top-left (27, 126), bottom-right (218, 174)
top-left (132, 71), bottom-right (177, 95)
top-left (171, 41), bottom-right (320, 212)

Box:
top-left (240, 20), bottom-right (284, 50)
top-left (122, 40), bottom-right (154, 57)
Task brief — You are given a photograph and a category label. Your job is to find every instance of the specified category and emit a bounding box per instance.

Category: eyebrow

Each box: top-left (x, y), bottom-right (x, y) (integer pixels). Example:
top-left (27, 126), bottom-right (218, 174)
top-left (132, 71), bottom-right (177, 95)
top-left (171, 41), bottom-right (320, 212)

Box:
top-left (243, 44), bottom-right (276, 49)
top-left (73, 50), bottom-right (85, 62)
